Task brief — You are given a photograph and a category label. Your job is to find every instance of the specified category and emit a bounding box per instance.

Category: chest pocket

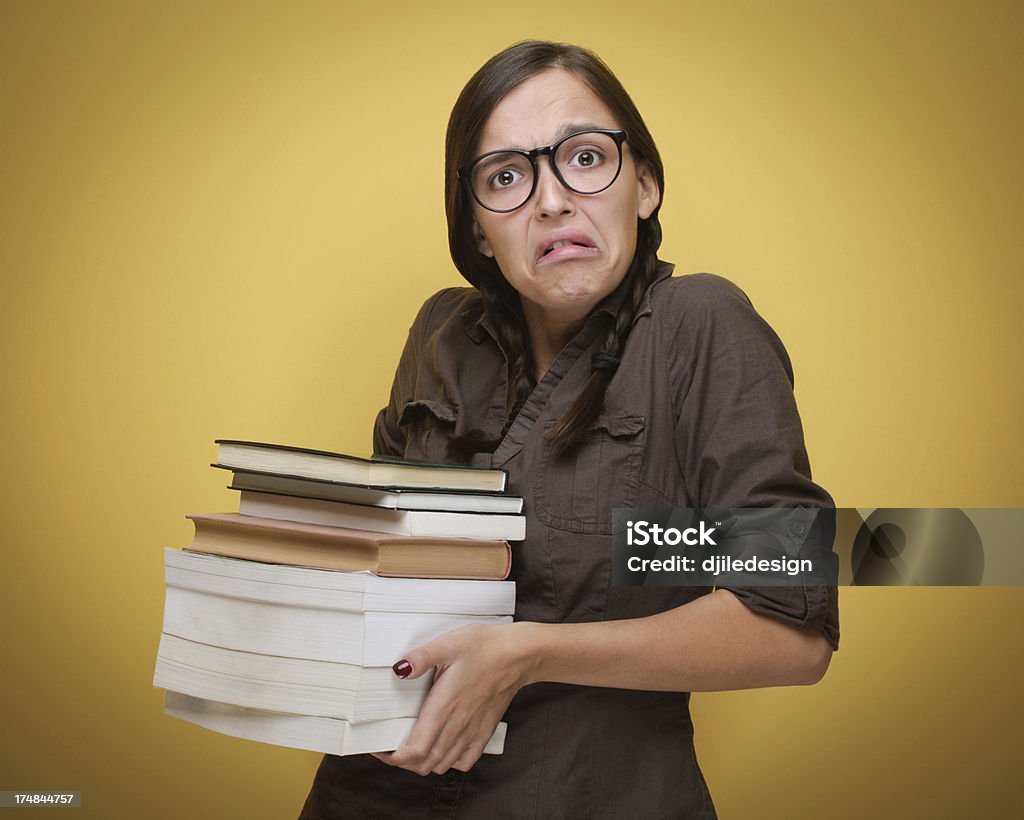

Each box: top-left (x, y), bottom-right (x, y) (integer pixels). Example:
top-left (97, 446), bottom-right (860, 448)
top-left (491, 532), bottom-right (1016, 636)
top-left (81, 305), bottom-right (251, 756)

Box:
top-left (398, 399), bottom-right (458, 462)
top-left (533, 414), bottom-right (647, 534)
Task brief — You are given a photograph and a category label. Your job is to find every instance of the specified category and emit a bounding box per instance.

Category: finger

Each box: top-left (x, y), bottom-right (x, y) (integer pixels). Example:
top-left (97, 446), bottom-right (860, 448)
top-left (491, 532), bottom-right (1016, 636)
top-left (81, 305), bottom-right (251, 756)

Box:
top-left (425, 713), bottom-right (482, 775)
top-left (391, 686), bottom-right (476, 775)
top-left (390, 720), bottom-right (459, 776)
top-left (384, 704), bottom-right (451, 774)
top-left (392, 635), bottom-right (448, 681)
top-left (430, 745), bottom-right (468, 776)
top-left (451, 743), bottom-right (486, 773)
top-left (429, 735), bottom-right (470, 775)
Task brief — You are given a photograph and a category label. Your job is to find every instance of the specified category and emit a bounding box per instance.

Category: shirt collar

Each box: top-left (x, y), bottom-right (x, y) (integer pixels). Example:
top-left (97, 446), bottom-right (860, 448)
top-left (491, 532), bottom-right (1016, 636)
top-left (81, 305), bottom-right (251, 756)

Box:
top-left (466, 259), bottom-right (676, 346)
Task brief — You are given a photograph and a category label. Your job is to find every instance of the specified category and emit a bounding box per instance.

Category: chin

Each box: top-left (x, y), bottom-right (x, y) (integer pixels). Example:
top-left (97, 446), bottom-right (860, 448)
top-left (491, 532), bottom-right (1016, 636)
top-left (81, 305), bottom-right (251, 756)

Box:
top-left (549, 287), bottom-right (597, 309)
top-left (555, 283), bottom-right (592, 299)
top-left (554, 273), bottom-right (602, 299)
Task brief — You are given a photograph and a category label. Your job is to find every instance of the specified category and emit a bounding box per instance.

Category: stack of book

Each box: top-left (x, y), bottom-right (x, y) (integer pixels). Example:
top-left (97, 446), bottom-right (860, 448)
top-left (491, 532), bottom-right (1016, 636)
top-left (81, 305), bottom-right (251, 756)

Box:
top-left (154, 440), bottom-right (522, 756)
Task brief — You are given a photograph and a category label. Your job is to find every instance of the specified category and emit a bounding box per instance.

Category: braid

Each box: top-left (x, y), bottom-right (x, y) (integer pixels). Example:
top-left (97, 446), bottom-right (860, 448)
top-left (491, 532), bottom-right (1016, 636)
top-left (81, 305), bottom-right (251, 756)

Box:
top-left (446, 263), bottom-right (538, 463)
top-left (544, 244), bottom-right (659, 454)
top-left (447, 236), bottom-right (661, 463)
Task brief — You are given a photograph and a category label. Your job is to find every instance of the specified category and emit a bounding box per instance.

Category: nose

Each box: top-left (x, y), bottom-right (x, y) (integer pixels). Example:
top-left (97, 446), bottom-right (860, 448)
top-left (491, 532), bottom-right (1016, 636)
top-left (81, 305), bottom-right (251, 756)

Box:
top-left (532, 157), bottom-right (574, 218)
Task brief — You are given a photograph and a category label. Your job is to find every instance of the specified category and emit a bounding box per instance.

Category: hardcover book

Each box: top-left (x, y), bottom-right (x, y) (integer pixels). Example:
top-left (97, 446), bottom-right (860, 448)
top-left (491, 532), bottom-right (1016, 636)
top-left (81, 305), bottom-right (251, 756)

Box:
top-left (237, 490), bottom-right (526, 541)
top-left (225, 468), bottom-right (524, 514)
top-left (215, 440), bottom-right (507, 492)
top-left (186, 513), bottom-right (512, 580)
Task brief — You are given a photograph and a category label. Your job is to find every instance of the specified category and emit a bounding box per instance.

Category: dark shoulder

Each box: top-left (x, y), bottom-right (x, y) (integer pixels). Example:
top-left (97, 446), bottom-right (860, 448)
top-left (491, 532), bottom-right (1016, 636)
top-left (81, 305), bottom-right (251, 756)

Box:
top-left (409, 286), bottom-right (483, 337)
top-left (648, 272), bottom-right (755, 319)
top-left (647, 271), bottom-right (792, 376)
top-left (646, 272), bottom-right (765, 342)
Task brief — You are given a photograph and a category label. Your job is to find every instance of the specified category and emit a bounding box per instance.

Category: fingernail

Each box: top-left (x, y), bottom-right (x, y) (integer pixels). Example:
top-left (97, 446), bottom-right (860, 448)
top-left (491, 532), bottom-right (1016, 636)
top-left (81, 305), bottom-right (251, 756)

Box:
top-left (393, 659), bottom-right (412, 678)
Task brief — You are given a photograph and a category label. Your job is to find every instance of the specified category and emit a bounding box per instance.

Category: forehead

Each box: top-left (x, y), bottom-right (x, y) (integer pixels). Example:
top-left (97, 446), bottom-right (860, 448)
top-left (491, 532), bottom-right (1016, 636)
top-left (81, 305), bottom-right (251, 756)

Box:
top-left (476, 68), bottom-right (620, 153)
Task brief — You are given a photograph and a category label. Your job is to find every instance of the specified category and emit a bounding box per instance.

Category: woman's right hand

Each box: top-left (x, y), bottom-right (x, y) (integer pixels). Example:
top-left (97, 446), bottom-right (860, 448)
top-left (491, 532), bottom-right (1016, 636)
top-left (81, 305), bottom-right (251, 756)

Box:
top-left (371, 622), bottom-right (537, 776)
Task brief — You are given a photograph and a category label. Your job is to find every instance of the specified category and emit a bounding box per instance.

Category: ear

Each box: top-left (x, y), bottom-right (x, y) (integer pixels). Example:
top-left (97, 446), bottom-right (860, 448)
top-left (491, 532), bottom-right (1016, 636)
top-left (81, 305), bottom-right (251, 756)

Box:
top-left (473, 216), bottom-right (494, 258)
top-left (635, 162), bottom-right (661, 221)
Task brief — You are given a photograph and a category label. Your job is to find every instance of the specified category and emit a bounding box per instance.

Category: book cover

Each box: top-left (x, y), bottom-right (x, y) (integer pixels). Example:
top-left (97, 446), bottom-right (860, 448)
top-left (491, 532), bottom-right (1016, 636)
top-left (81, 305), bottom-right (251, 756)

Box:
top-left (237, 490), bottom-right (526, 540)
top-left (223, 467), bottom-right (524, 513)
top-left (186, 513), bottom-right (512, 580)
top-left (214, 440), bottom-right (507, 492)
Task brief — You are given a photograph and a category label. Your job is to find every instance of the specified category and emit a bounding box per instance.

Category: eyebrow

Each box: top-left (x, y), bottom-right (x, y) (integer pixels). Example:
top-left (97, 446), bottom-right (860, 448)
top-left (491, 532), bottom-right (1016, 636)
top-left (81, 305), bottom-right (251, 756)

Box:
top-left (504, 121), bottom-right (610, 151)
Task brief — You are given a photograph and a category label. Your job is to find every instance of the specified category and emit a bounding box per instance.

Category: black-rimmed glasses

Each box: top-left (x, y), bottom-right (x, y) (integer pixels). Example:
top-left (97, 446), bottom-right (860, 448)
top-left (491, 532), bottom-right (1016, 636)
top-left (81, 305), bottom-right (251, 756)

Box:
top-left (459, 129), bottom-right (628, 213)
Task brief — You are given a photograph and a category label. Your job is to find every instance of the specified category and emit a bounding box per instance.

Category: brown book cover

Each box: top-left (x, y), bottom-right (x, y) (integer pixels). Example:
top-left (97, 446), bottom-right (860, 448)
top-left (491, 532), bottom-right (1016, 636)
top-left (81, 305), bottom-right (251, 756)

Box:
top-left (185, 513), bottom-right (511, 580)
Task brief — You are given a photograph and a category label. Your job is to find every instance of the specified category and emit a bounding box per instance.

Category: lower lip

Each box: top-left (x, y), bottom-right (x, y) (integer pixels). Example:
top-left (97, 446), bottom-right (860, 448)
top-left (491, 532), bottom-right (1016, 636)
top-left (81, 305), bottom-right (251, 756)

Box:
top-left (536, 244), bottom-right (600, 266)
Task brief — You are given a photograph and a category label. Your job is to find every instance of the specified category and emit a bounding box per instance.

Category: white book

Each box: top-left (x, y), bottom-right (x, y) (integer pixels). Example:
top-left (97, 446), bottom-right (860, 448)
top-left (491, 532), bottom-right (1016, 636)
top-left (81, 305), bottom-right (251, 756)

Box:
top-left (165, 691), bottom-right (507, 756)
top-left (162, 584), bottom-right (512, 666)
top-left (237, 491), bottom-right (526, 541)
top-left (226, 470), bottom-right (524, 514)
top-left (164, 548), bottom-right (517, 615)
top-left (154, 635), bottom-right (431, 720)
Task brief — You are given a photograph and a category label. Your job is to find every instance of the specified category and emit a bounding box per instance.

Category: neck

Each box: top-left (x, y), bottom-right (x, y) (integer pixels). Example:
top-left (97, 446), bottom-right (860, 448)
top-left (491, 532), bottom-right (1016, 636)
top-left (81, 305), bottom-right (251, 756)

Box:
top-left (520, 299), bottom-right (589, 381)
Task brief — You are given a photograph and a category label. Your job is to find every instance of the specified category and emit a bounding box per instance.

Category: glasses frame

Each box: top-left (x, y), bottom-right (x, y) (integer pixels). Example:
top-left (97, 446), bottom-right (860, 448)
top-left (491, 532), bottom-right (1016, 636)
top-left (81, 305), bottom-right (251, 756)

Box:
top-left (459, 129), bottom-right (628, 214)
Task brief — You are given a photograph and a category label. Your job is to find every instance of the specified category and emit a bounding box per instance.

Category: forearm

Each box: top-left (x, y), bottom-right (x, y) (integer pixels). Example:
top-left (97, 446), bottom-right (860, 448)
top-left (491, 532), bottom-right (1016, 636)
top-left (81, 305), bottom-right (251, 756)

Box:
top-left (381, 588), bottom-right (832, 775)
top-left (512, 589), bottom-right (833, 692)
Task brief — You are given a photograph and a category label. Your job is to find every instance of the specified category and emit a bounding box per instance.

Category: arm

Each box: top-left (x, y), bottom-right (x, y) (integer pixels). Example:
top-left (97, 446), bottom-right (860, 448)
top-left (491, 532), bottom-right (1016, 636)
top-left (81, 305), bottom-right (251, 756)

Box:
top-left (517, 588), bottom-right (832, 691)
top-left (379, 590), bottom-right (831, 776)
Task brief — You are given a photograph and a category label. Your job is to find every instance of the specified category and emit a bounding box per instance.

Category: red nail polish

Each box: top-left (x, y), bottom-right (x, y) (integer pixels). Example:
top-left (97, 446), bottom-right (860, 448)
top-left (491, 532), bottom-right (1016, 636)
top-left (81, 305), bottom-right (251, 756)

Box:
top-left (393, 659), bottom-right (412, 678)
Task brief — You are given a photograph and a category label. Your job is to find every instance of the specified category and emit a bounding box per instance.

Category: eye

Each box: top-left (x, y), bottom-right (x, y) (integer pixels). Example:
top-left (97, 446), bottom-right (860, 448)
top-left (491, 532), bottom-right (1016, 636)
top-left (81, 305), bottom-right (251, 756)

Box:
top-left (568, 146), bottom-right (605, 169)
top-left (473, 152), bottom-right (531, 193)
top-left (490, 167), bottom-right (525, 189)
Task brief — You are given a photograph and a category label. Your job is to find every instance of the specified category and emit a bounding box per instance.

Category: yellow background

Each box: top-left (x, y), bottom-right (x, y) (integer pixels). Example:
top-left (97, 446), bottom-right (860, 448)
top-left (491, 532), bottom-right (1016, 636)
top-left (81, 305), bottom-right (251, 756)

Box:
top-left (2, 1), bottom-right (1021, 817)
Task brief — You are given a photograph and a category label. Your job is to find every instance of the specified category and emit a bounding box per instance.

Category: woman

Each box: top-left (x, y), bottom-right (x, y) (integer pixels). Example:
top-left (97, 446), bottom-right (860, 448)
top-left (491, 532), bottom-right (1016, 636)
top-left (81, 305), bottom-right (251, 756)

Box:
top-left (301, 40), bottom-right (838, 819)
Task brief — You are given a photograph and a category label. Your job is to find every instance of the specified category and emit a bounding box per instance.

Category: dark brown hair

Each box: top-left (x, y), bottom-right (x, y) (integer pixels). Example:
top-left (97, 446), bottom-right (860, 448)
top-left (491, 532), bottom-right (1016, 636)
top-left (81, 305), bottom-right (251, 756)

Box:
top-left (444, 41), bottom-right (665, 459)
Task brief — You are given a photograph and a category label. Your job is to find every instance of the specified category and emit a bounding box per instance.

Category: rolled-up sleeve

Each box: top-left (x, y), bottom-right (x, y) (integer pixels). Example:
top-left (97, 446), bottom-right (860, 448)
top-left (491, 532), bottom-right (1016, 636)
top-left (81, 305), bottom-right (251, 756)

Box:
top-left (371, 289), bottom-right (461, 459)
top-left (663, 274), bottom-right (839, 649)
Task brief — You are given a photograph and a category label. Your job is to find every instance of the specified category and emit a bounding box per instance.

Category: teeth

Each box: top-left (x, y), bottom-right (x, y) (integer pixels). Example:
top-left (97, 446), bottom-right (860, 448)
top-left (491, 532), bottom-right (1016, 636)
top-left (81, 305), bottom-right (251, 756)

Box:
top-left (545, 240), bottom-right (577, 255)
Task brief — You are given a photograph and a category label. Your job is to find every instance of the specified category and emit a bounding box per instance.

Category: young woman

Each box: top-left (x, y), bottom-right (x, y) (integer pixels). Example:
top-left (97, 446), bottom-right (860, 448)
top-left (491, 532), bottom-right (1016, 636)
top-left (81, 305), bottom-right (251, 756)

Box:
top-left (301, 40), bottom-right (838, 819)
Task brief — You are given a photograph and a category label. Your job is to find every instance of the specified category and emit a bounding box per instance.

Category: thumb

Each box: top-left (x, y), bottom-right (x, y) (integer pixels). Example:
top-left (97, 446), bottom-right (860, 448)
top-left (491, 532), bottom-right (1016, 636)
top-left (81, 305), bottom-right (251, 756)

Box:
top-left (392, 638), bottom-right (445, 681)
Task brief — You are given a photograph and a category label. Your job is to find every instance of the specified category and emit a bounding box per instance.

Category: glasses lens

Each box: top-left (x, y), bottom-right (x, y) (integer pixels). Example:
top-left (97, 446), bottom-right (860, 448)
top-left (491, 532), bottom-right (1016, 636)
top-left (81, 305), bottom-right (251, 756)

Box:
top-left (554, 132), bottom-right (622, 195)
top-left (467, 132), bottom-right (624, 212)
top-left (471, 152), bottom-right (534, 212)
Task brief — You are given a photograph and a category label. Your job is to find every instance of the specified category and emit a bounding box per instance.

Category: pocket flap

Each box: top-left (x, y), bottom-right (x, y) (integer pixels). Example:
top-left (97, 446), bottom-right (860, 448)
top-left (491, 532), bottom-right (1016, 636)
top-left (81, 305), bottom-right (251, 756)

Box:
top-left (398, 399), bottom-right (458, 427)
top-left (589, 414), bottom-right (646, 438)
top-left (536, 414), bottom-right (647, 534)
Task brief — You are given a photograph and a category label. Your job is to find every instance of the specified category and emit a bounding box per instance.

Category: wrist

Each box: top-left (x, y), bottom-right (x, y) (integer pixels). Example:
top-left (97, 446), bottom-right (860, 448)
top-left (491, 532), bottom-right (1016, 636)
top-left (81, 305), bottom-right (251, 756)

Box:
top-left (506, 621), bottom-right (549, 687)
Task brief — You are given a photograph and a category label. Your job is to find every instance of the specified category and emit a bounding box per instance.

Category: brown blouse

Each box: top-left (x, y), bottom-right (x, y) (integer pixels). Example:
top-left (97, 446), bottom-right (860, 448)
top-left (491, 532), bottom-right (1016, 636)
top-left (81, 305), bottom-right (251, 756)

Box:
top-left (300, 263), bottom-right (839, 819)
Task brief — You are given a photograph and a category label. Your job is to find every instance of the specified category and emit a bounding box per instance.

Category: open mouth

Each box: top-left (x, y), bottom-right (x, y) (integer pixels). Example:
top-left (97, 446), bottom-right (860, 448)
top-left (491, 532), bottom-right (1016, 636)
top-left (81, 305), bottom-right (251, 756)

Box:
top-left (543, 240), bottom-right (590, 256)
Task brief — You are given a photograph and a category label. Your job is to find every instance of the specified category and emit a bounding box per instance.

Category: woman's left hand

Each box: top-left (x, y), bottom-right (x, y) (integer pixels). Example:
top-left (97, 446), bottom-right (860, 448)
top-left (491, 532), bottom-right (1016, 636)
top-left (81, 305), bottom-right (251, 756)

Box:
top-left (372, 622), bottom-right (534, 776)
